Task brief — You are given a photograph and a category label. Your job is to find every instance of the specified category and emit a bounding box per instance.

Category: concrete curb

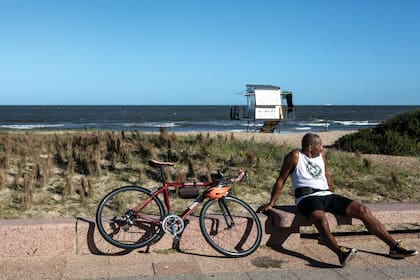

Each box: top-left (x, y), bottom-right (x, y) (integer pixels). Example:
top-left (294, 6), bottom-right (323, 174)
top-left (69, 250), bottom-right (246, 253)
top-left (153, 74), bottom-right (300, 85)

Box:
top-left (1, 215), bottom-right (272, 258)
top-left (0, 218), bottom-right (76, 258)
top-left (2, 208), bottom-right (419, 259)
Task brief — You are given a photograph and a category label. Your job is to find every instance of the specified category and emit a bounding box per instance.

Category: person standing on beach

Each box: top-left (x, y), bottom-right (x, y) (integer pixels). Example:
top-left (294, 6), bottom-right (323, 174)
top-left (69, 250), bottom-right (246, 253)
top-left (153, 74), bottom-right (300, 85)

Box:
top-left (258, 133), bottom-right (418, 267)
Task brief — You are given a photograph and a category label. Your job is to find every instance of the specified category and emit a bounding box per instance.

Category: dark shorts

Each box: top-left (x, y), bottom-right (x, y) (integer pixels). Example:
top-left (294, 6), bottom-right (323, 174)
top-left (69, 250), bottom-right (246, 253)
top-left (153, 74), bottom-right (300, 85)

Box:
top-left (296, 194), bottom-right (353, 218)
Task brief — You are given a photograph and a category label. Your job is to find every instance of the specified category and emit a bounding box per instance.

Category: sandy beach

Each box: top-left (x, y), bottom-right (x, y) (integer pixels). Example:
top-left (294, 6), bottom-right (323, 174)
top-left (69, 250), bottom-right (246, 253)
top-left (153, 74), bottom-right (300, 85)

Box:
top-left (19, 129), bottom-right (354, 146)
top-left (176, 130), bottom-right (355, 147)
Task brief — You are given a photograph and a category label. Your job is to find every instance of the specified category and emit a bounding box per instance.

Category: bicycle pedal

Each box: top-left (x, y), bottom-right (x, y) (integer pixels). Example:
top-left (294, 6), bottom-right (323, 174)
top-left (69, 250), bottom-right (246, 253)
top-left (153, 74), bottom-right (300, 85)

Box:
top-left (172, 236), bottom-right (180, 250)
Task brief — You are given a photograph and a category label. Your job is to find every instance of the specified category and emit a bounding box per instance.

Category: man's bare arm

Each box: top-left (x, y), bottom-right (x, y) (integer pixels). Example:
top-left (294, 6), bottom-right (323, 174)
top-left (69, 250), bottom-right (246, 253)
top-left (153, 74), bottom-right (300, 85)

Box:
top-left (258, 150), bottom-right (298, 212)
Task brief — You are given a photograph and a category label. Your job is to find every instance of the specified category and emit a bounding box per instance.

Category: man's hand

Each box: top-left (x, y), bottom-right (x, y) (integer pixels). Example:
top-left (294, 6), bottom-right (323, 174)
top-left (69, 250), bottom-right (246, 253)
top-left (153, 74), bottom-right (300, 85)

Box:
top-left (257, 203), bottom-right (273, 213)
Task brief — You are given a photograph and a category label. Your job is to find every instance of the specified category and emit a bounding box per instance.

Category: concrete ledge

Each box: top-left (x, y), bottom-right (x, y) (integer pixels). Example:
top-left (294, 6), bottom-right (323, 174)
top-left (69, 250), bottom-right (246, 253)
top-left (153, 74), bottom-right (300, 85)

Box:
top-left (264, 202), bottom-right (420, 247)
top-left (0, 218), bottom-right (76, 258)
top-left (1, 215), bottom-right (271, 258)
top-left (268, 202), bottom-right (420, 228)
top-left (1, 202), bottom-right (419, 258)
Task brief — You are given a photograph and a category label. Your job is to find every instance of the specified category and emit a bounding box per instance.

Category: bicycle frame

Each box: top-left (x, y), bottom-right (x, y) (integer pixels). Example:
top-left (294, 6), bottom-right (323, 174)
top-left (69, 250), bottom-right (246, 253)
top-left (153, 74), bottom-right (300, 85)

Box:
top-left (133, 164), bottom-right (215, 222)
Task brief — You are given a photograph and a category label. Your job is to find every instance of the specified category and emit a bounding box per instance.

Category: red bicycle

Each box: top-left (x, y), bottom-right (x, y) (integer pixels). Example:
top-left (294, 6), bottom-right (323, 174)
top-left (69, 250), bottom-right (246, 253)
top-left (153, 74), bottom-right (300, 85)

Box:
top-left (96, 159), bottom-right (262, 257)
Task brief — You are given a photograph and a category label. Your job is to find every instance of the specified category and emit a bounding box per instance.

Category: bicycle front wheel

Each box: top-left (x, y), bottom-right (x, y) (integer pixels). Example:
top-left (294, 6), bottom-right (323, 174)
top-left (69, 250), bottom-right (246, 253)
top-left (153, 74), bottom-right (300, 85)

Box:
top-left (96, 186), bottom-right (166, 249)
top-left (199, 196), bottom-right (262, 257)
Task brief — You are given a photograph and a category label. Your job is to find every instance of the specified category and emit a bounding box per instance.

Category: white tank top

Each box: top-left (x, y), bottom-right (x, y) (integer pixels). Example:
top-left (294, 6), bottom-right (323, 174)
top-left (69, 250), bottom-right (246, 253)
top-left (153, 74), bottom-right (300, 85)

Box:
top-left (291, 150), bottom-right (332, 205)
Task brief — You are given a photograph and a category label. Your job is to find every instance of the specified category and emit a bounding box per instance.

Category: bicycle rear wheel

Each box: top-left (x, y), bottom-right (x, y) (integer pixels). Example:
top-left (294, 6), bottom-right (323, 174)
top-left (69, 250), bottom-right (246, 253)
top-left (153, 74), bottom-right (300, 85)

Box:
top-left (96, 186), bottom-right (165, 249)
top-left (199, 196), bottom-right (262, 257)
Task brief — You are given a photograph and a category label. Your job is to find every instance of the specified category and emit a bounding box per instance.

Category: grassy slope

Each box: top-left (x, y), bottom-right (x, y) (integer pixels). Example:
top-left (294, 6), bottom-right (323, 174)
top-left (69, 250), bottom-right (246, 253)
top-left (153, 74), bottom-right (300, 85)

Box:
top-left (0, 130), bottom-right (418, 219)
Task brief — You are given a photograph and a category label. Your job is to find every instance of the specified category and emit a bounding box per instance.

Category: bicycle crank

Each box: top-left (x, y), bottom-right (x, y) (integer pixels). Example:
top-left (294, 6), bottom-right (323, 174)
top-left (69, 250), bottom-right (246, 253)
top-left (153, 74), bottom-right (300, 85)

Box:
top-left (162, 214), bottom-right (185, 236)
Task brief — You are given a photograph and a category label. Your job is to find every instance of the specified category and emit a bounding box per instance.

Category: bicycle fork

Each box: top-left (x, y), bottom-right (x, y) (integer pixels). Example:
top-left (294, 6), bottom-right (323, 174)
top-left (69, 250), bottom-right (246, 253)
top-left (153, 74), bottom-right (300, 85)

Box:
top-left (218, 198), bottom-right (235, 229)
top-left (208, 198), bottom-right (235, 236)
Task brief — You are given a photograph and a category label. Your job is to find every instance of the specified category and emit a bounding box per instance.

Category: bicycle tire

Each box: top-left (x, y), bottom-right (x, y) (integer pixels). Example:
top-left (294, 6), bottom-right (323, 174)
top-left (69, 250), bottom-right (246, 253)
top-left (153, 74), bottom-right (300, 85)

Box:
top-left (199, 196), bottom-right (262, 257)
top-left (96, 185), bottom-right (166, 249)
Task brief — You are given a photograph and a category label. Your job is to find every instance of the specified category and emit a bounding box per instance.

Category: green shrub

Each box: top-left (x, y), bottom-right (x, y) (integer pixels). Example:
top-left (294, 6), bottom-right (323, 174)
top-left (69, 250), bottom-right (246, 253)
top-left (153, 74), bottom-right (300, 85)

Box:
top-left (335, 110), bottom-right (420, 156)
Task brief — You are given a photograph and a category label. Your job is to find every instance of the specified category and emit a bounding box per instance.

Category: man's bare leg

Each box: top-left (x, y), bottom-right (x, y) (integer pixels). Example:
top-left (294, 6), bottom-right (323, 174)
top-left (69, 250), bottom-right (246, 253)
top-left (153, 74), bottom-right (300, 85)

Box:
top-left (345, 201), bottom-right (396, 247)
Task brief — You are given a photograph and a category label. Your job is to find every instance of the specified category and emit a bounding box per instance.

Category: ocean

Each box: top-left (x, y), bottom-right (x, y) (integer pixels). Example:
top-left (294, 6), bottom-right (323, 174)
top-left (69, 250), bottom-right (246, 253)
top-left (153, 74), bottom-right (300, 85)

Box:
top-left (0, 105), bottom-right (418, 133)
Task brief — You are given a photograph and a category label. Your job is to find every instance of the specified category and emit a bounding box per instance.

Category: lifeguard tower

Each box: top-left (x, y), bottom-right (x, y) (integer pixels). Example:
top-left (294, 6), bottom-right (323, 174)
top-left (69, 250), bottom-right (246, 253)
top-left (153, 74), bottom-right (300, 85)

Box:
top-left (230, 84), bottom-right (295, 133)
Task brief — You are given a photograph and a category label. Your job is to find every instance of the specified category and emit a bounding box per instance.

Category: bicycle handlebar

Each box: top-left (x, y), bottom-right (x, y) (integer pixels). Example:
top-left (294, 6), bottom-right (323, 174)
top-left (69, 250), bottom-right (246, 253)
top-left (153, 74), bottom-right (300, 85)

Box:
top-left (213, 167), bottom-right (248, 184)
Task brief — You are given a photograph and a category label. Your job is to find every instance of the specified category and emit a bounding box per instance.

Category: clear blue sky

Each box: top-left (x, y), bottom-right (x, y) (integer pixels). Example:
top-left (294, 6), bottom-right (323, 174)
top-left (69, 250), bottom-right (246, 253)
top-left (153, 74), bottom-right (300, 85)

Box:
top-left (1, 0), bottom-right (419, 105)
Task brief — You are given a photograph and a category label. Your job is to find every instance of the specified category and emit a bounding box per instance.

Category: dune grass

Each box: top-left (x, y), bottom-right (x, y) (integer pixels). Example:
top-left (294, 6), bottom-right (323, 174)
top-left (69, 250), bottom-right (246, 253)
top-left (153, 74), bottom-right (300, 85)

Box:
top-left (0, 129), bottom-right (418, 219)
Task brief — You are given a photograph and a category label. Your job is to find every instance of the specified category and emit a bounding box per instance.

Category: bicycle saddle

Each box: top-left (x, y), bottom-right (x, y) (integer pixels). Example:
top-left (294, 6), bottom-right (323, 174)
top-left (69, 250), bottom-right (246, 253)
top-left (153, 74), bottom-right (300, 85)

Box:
top-left (148, 159), bottom-right (175, 168)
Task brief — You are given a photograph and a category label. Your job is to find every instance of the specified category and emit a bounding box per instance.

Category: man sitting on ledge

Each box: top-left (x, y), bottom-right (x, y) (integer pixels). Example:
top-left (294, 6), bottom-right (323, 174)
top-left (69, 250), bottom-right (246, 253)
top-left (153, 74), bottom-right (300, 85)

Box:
top-left (258, 133), bottom-right (418, 267)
